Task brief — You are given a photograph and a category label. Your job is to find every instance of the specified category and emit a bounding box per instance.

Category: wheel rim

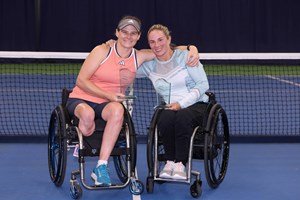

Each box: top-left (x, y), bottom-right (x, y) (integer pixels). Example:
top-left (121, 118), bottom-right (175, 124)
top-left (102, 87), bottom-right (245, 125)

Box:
top-left (204, 105), bottom-right (230, 188)
top-left (48, 106), bottom-right (67, 186)
top-left (48, 111), bottom-right (62, 183)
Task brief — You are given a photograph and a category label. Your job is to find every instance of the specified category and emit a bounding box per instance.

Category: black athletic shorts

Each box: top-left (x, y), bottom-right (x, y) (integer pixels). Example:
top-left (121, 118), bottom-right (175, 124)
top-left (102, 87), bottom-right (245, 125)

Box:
top-left (66, 98), bottom-right (109, 119)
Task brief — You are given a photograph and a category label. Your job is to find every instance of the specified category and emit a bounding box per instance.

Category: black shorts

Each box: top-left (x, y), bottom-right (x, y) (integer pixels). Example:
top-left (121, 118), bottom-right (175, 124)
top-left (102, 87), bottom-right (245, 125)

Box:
top-left (66, 98), bottom-right (109, 119)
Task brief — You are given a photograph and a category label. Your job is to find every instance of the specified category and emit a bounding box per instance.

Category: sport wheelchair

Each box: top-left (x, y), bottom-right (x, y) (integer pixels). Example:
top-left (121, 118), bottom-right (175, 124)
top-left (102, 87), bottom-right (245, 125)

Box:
top-left (146, 92), bottom-right (230, 198)
top-left (47, 88), bottom-right (144, 199)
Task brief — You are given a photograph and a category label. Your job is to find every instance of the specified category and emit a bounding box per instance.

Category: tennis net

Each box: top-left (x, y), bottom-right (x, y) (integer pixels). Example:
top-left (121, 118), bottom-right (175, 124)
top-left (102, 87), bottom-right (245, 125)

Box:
top-left (0, 51), bottom-right (299, 141)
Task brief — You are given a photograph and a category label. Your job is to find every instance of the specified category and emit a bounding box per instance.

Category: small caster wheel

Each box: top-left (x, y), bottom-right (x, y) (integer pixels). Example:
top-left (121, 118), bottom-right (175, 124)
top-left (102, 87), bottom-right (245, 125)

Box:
top-left (70, 181), bottom-right (82, 199)
top-left (190, 180), bottom-right (202, 198)
top-left (129, 180), bottom-right (144, 195)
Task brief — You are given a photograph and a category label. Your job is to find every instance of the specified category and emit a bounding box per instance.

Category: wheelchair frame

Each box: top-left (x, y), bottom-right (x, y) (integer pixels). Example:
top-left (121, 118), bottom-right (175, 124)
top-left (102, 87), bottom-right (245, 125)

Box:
top-left (146, 92), bottom-right (230, 198)
top-left (47, 89), bottom-right (144, 199)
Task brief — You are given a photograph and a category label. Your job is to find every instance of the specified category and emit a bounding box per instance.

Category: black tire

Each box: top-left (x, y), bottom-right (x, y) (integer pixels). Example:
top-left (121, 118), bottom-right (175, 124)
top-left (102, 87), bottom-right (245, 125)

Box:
top-left (69, 181), bottom-right (82, 199)
top-left (48, 105), bottom-right (68, 187)
top-left (190, 180), bottom-right (202, 198)
top-left (204, 104), bottom-right (230, 188)
top-left (113, 154), bottom-right (127, 183)
top-left (125, 110), bottom-right (137, 175)
top-left (114, 108), bottom-right (136, 182)
top-left (147, 109), bottom-right (163, 177)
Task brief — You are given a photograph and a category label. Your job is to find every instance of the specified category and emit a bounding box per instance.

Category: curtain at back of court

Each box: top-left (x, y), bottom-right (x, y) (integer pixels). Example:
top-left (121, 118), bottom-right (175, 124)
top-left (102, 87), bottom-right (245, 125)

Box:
top-left (1, 0), bottom-right (300, 52)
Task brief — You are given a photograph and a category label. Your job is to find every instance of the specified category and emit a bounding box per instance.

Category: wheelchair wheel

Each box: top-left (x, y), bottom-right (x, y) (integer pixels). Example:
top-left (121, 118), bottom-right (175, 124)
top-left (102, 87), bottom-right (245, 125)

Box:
top-left (48, 105), bottom-right (68, 187)
top-left (114, 108), bottom-right (137, 183)
top-left (126, 110), bottom-right (138, 177)
top-left (113, 127), bottom-right (128, 183)
top-left (147, 108), bottom-right (168, 193)
top-left (204, 104), bottom-right (230, 188)
top-left (113, 155), bottom-right (127, 183)
top-left (147, 108), bottom-right (163, 179)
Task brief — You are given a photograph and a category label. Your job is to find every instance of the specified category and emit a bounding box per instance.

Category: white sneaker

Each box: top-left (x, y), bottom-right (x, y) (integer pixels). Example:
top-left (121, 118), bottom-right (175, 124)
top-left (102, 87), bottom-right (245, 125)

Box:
top-left (159, 160), bottom-right (175, 179)
top-left (172, 162), bottom-right (187, 180)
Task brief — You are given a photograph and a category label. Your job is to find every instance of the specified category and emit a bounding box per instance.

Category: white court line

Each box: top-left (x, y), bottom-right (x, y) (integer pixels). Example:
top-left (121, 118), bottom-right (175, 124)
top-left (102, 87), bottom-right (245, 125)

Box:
top-left (132, 167), bottom-right (141, 200)
top-left (265, 75), bottom-right (300, 87)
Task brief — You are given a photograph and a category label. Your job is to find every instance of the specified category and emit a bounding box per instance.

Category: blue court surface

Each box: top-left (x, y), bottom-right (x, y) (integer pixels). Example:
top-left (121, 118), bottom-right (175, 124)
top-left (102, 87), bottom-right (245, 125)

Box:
top-left (0, 142), bottom-right (299, 200)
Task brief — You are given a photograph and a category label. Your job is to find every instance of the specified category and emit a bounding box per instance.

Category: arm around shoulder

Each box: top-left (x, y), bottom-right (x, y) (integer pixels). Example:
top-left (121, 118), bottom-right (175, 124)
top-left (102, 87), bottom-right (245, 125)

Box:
top-left (136, 49), bottom-right (155, 66)
top-left (176, 45), bottom-right (200, 67)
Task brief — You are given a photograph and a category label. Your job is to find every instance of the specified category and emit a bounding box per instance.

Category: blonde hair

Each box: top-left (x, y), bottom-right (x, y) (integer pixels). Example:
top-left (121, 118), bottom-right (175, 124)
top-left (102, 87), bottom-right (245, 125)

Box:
top-left (147, 24), bottom-right (171, 39)
top-left (147, 24), bottom-right (175, 49)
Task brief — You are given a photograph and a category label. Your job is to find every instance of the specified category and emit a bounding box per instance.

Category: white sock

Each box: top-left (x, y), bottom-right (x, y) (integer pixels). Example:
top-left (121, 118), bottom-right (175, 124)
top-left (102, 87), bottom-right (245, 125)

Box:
top-left (97, 160), bottom-right (107, 167)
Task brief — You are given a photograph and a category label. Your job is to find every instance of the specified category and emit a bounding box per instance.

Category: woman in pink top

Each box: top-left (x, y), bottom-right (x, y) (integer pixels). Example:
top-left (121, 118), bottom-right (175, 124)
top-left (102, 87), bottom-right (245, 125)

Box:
top-left (66, 15), bottom-right (199, 186)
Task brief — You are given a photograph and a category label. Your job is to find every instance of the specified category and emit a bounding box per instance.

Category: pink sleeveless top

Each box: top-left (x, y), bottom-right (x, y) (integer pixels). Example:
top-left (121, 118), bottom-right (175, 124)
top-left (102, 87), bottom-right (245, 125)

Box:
top-left (69, 43), bottom-right (137, 104)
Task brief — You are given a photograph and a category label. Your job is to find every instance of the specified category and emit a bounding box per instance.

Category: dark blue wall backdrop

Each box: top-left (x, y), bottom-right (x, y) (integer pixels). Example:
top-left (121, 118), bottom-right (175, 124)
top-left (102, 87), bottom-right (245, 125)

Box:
top-left (1, 0), bottom-right (300, 52)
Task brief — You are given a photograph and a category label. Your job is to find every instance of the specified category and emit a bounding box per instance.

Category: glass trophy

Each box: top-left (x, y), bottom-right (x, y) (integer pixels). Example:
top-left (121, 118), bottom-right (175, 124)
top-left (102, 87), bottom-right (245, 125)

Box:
top-left (154, 78), bottom-right (171, 109)
top-left (118, 68), bottom-right (137, 100)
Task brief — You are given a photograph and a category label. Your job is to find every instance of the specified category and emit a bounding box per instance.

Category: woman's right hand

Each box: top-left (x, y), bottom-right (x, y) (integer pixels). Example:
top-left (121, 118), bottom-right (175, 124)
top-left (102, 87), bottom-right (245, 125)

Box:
top-left (107, 92), bottom-right (126, 102)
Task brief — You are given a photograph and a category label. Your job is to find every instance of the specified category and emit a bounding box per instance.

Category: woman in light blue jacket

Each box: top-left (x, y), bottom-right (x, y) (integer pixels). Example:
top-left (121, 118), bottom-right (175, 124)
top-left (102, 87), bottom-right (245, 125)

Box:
top-left (137, 24), bottom-right (209, 180)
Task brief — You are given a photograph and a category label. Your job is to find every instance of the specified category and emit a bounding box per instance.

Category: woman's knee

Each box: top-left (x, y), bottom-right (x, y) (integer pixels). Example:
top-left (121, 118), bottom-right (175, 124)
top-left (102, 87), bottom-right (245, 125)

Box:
top-left (76, 104), bottom-right (95, 120)
top-left (75, 104), bottom-right (95, 135)
top-left (102, 102), bottom-right (124, 122)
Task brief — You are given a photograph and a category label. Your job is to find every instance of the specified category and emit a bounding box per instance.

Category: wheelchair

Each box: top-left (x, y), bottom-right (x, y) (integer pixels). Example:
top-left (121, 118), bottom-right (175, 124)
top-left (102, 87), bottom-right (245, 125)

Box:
top-left (47, 88), bottom-right (144, 199)
top-left (146, 92), bottom-right (230, 198)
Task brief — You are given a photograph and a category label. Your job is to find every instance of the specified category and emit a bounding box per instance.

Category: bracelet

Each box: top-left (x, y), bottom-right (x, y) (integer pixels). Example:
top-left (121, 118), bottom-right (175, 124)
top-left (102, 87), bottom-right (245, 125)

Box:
top-left (187, 45), bottom-right (191, 51)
